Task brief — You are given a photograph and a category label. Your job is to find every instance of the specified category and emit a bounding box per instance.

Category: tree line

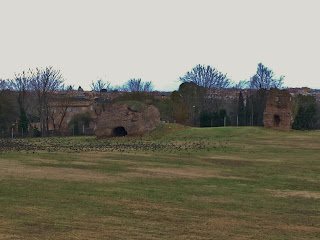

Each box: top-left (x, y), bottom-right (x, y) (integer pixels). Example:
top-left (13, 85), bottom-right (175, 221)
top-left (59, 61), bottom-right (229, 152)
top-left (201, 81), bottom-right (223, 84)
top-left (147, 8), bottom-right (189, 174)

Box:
top-left (156, 63), bottom-right (284, 127)
top-left (0, 63), bottom-right (318, 137)
top-left (0, 67), bottom-right (155, 137)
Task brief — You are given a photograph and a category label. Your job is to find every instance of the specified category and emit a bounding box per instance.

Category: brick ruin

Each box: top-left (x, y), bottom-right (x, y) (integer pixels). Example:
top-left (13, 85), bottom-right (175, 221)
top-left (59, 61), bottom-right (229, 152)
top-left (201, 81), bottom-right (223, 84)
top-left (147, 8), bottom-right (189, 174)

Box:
top-left (263, 88), bottom-right (294, 131)
top-left (94, 102), bottom-right (161, 138)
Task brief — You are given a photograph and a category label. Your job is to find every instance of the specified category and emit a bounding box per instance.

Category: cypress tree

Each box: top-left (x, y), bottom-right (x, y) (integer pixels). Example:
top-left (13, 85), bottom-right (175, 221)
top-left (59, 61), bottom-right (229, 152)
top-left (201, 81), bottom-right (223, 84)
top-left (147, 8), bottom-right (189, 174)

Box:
top-left (18, 107), bottom-right (28, 134)
top-left (200, 110), bottom-right (212, 127)
top-left (237, 91), bottom-right (246, 126)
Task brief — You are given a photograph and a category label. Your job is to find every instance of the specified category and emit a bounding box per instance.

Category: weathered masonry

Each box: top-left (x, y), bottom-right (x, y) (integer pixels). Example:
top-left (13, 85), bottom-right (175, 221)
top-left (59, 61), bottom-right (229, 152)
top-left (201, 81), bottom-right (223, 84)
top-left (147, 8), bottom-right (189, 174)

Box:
top-left (263, 88), bottom-right (294, 131)
top-left (94, 102), bottom-right (160, 138)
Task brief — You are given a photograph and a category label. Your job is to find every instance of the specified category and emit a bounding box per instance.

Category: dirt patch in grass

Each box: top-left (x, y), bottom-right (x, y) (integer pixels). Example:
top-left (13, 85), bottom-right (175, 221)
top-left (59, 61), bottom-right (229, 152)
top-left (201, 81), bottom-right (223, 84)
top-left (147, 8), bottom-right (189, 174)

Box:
top-left (0, 158), bottom-right (244, 183)
top-left (85, 198), bottom-right (252, 239)
top-left (114, 152), bottom-right (155, 157)
top-left (92, 197), bottom-right (190, 214)
top-left (35, 158), bottom-right (60, 164)
top-left (71, 161), bottom-right (99, 166)
top-left (259, 138), bottom-right (320, 150)
top-left (203, 158), bottom-right (253, 167)
top-left (0, 234), bottom-right (20, 240)
top-left (191, 196), bottom-right (236, 204)
top-left (268, 189), bottom-right (320, 199)
top-left (289, 176), bottom-right (320, 184)
top-left (73, 152), bottom-right (118, 161)
top-left (205, 155), bottom-right (281, 163)
top-left (278, 224), bottom-right (320, 232)
top-left (0, 220), bottom-right (20, 240)
top-left (0, 159), bottom-right (122, 183)
top-left (127, 167), bottom-right (246, 180)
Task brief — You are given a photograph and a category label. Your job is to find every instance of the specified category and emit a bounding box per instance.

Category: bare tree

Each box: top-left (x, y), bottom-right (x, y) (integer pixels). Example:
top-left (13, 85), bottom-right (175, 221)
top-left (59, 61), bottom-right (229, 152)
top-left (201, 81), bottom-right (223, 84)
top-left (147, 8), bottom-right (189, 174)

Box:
top-left (0, 79), bottom-right (9, 90)
top-left (8, 71), bottom-right (38, 135)
top-left (249, 63), bottom-right (284, 90)
top-left (30, 66), bottom-right (64, 136)
top-left (178, 65), bottom-right (231, 125)
top-left (179, 64), bottom-right (231, 89)
top-left (90, 79), bottom-right (111, 92)
top-left (11, 71), bottom-right (33, 108)
top-left (122, 78), bottom-right (153, 92)
top-left (48, 85), bottom-right (73, 132)
top-left (233, 80), bottom-right (249, 89)
top-left (91, 79), bottom-right (112, 115)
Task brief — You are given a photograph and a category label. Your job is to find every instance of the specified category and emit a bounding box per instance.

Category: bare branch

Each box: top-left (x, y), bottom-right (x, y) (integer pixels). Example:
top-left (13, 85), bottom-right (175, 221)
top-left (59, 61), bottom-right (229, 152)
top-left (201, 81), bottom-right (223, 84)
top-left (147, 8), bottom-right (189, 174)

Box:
top-left (179, 64), bottom-right (231, 89)
top-left (249, 63), bottom-right (283, 90)
top-left (28, 66), bottom-right (64, 136)
top-left (123, 78), bottom-right (154, 92)
top-left (90, 79), bottom-right (111, 92)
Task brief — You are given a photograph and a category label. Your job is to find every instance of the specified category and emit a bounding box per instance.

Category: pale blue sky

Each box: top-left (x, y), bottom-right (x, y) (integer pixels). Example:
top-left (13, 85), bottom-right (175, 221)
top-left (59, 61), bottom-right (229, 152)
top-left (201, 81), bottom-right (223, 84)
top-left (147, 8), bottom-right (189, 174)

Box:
top-left (1, 0), bottom-right (319, 91)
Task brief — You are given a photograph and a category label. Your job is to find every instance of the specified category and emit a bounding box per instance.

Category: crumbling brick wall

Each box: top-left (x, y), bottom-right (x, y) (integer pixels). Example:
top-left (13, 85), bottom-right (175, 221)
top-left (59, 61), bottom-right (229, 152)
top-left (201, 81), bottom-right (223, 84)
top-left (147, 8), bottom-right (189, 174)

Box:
top-left (263, 88), bottom-right (294, 131)
top-left (94, 103), bottom-right (161, 138)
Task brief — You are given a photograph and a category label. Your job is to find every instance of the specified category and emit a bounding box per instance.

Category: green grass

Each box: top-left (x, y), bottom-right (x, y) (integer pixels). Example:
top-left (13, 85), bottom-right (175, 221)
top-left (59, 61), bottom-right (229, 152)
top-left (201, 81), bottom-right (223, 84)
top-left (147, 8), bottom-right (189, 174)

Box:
top-left (117, 100), bottom-right (147, 112)
top-left (0, 125), bottom-right (320, 239)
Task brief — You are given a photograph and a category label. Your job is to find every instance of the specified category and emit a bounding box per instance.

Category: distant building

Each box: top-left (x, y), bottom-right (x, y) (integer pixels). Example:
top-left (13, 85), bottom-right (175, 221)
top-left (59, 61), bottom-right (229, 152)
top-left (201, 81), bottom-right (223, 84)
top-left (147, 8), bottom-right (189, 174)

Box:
top-left (48, 99), bottom-right (97, 134)
top-left (286, 87), bottom-right (310, 96)
top-left (309, 89), bottom-right (320, 102)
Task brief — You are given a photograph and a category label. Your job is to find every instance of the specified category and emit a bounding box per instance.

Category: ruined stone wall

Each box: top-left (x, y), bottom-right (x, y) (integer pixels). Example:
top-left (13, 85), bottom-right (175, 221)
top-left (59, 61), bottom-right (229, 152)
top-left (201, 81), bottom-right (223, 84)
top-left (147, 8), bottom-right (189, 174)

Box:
top-left (263, 88), bottom-right (294, 131)
top-left (94, 103), bottom-right (161, 138)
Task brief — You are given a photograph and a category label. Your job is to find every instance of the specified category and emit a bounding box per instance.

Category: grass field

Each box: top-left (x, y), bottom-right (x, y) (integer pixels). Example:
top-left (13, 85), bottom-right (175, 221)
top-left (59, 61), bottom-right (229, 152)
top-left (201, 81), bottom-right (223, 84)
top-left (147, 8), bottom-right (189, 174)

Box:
top-left (0, 125), bottom-right (320, 239)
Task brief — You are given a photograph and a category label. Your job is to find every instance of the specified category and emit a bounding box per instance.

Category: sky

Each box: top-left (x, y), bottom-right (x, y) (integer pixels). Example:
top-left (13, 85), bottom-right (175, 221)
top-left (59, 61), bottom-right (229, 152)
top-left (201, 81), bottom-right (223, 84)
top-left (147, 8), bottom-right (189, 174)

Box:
top-left (1, 0), bottom-right (320, 91)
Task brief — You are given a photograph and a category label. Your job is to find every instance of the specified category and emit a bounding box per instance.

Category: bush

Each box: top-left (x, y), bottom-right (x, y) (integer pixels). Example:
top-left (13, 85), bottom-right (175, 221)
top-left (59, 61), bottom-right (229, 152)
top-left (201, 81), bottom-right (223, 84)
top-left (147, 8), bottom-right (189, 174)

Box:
top-left (68, 113), bottom-right (93, 135)
top-left (200, 110), bottom-right (212, 127)
top-left (200, 109), bottom-right (230, 127)
top-left (292, 104), bottom-right (317, 130)
top-left (292, 95), bottom-right (318, 130)
top-left (33, 126), bottom-right (41, 137)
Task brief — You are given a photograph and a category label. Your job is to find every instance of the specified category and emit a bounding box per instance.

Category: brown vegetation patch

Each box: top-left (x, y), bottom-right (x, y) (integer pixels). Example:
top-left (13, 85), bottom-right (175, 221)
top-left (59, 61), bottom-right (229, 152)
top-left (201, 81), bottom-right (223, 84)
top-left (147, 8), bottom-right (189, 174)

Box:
top-left (191, 196), bottom-right (236, 204)
top-left (127, 167), bottom-right (245, 180)
top-left (115, 152), bottom-right (155, 157)
top-left (92, 197), bottom-right (189, 214)
top-left (268, 189), bottom-right (320, 199)
top-left (73, 152), bottom-right (117, 162)
top-left (205, 155), bottom-right (281, 163)
top-left (86, 198), bottom-right (251, 239)
top-left (0, 159), bottom-right (121, 183)
top-left (34, 158), bottom-right (60, 164)
top-left (278, 224), bottom-right (320, 232)
top-left (288, 176), bottom-right (320, 185)
top-left (71, 161), bottom-right (99, 166)
top-left (0, 220), bottom-right (20, 240)
top-left (0, 234), bottom-right (20, 240)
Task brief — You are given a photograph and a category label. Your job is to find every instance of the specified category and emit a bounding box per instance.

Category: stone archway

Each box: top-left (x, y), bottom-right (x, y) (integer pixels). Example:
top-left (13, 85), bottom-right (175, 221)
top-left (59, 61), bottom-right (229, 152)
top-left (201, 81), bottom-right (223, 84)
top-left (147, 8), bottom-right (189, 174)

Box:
top-left (273, 114), bottom-right (281, 127)
top-left (112, 126), bottom-right (128, 137)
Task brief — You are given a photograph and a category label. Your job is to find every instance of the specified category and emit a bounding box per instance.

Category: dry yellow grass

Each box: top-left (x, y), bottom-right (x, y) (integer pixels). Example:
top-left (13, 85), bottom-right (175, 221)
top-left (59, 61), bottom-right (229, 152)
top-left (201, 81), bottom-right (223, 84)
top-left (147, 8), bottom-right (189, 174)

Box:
top-left (268, 189), bottom-right (320, 199)
top-left (0, 159), bottom-right (122, 183)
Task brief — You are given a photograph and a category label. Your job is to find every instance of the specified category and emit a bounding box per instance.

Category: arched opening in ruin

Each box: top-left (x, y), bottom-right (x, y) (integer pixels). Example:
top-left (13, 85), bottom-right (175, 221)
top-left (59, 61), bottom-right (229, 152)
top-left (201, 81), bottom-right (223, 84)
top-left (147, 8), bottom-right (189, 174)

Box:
top-left (273, 114), bottom-right (281, 127)
top-left (112, 126), bottom-right (128, 137)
